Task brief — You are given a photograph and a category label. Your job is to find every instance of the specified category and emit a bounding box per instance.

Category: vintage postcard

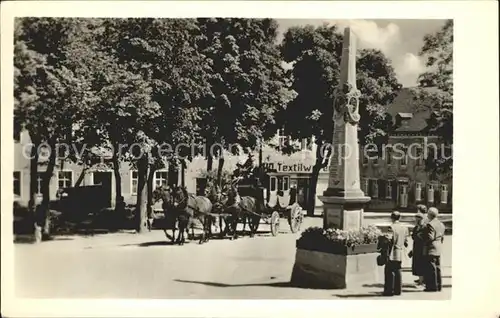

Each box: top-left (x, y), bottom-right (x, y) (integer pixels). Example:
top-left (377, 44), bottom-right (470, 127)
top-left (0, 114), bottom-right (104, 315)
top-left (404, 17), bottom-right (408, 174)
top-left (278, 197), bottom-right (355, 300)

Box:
top-left (1, 1), bottom-right (498, 317)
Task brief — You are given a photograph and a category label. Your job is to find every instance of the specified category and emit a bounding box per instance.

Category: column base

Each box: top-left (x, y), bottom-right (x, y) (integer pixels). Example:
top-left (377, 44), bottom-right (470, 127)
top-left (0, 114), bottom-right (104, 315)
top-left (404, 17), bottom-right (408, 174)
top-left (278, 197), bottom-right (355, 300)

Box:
top-left (318, 194), bottom-right (371, 230)
top-left (290, 245), bottom-right (379, 289)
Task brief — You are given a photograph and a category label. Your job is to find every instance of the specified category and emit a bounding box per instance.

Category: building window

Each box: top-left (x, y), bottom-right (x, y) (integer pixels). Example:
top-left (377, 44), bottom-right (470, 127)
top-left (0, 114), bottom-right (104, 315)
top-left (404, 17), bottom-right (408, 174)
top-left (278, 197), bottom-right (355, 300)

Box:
top-left (427, 183), bottom-right (435, 203)
top-left (400, 184), bottom-right (409, 208)
top-left (401, 146), bottom-right (408, 166)
top-left (277, 176), bottom-right (284, 191)
top-left (277, 129), bottom-right (286, 149)
top-left (282, 176), bottom-right (290, 191)
top-left (361, 178), bottom-right (369, 195)
top-left (131, 170), bottom-right (138, 195)
top-left (372, 154), bottom-right (379, 165)
top-left (195, 178), bottom-right (207, 196)
top-left (154, 170), bottom-right (168, 188)
top-left (371, 179), bottom-right (379, 198)
top-left (58, 171), bottom-right (73, 189)
top-left (415, 182), bottom-right (422, 201)
top-left (386, 149), bottom-right (393, 165)
top-left (270, 176), bottom-right (277, 191)
top-left (416, 147), bottom-right (423, 165)
top-left (386, 181), bottom-right (393, 199)
top-left (441, 184), bottom-right (448, 204)
top-left (301, 138), bottom-right (313, 151)
top-left (14, 171), bottom-right (21, 197)
top-left (36, 172), bottom-right (43, 195)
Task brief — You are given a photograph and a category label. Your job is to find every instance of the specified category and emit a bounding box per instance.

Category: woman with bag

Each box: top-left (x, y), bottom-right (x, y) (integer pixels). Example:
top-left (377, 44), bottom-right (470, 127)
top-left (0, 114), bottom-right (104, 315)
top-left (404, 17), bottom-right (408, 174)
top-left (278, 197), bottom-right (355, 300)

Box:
top-left (408, 205), bottom-right (428, 286)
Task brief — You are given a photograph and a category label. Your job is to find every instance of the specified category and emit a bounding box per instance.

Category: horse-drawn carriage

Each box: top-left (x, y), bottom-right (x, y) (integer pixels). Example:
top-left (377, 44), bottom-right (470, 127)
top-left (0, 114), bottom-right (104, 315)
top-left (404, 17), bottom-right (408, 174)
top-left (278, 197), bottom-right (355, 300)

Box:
top-left (152, 161), bottom-right (304, 244)
top-left (234, 175), bottom-right (304, 237)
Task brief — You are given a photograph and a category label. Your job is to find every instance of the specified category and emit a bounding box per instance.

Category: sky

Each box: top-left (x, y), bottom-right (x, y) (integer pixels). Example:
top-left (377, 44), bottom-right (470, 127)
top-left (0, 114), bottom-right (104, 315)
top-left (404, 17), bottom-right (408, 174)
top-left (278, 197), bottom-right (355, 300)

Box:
top-left (275, 19), bottom-right (448, 87)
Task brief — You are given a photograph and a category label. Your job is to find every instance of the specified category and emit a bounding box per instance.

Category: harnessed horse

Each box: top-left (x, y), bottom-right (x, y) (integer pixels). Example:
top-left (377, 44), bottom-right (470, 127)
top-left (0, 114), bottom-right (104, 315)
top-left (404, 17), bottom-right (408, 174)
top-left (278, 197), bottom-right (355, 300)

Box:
top-left (224, 182), bottom-right (264, 238)
top-left (170, 186), bottom-right (214, 245)
top-left (206, 185), bottom-right (231, 238)
top-left (151, 185), bottom-right (185, 243)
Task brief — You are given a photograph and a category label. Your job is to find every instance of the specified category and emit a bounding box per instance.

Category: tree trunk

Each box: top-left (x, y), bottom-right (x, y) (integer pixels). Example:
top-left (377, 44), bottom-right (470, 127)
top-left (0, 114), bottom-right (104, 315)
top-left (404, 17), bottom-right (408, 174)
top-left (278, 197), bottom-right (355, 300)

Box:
top-left (206, 142), bottom-right (214, 172)
top-left (306, 140), bottom-right (332, 217)
top-left (216, 156), bottom-right (225, 187)
top-left (74, 166), bottom-right (88, 187)
top-left (181, 159), bottom-right (186, 188)
top-left (258, 142), bottom-right (263, 167)
top-left (37, 140), bottom-right (57, 241)
top-left (147, 165), bottom-right (156, 220)
top-left (135, 155), bottom-right (148, 233)
top-left (29, 141), bottom-right (39, 242)
top-left (112, 149), bottom-right (123, 213)
top-left (307, 164), bottom-right (321, 217)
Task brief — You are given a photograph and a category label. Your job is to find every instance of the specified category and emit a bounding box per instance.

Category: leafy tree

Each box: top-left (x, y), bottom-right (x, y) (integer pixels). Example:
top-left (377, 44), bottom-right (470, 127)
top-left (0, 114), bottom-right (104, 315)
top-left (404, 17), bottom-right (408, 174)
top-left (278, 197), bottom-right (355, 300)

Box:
top-left (97, 18), bottom-right (214, 232)
top-left (196, 18), bottom-right (294, 188)
top-left (280, 24), bottom-right (401, 216)
top-left (412, 20), bottom-right (453, 176)
top-left (14, 18), bottom-right (96, 241)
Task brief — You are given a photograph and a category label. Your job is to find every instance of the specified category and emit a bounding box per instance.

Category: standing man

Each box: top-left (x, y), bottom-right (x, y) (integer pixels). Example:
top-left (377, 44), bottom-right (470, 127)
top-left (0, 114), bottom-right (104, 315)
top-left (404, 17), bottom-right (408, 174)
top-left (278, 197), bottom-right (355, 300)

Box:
top-left (423, 207), bottom-right (446, 292)
top-left (383, 211), bottom-right (409, 296)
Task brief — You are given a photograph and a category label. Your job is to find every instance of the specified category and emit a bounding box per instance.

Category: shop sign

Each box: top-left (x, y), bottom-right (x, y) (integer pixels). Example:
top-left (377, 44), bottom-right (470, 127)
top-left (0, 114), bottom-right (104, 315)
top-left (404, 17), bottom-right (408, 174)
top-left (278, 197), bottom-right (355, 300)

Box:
top-left (263, 162), bottom-right (328, 173)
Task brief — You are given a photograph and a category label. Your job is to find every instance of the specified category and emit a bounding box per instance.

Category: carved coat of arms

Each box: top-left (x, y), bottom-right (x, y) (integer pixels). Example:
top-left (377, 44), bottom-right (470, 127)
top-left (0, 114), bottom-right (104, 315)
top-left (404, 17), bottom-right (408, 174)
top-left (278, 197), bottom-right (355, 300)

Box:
top-left (333, 83), bottom-right (361, 124)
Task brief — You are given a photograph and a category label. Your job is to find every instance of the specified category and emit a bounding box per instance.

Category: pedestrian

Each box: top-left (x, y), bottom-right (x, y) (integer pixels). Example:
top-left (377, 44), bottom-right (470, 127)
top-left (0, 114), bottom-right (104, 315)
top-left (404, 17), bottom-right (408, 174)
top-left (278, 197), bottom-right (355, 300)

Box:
top-left (408, 205), bottom-right (428, 286)
top-left (383, 211), bottom-right (409, 296)
top-left (422, 207), bottom-right (446, 292)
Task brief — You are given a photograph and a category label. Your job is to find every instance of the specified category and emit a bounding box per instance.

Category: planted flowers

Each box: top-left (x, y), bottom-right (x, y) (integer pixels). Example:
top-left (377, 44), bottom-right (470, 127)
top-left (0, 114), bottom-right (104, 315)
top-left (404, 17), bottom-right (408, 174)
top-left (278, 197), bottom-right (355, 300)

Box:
top-left (296, 225), bottom-right (383, 254)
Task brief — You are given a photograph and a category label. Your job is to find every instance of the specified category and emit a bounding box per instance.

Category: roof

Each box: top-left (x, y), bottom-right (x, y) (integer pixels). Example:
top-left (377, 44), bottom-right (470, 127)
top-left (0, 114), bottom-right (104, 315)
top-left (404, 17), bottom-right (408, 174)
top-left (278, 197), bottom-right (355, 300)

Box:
top-left (386, 87), bottom-right (438, 133)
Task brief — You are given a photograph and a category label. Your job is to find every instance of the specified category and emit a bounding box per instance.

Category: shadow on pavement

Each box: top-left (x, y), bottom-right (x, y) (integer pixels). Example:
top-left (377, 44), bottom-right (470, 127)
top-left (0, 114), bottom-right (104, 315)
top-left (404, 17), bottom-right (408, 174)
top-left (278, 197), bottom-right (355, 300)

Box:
top-left (363, 283), bottom-right (419, 289)
top-left (335, 290), bottom-right (422, 298)
top-left (174, 279), bottom-right (292, 288)
top-left (121, 241), bottom-right (177, 247)
top-left (402, 266), bottom-right (451, 273)
top-left (363, 283), bottom-right (452, 289)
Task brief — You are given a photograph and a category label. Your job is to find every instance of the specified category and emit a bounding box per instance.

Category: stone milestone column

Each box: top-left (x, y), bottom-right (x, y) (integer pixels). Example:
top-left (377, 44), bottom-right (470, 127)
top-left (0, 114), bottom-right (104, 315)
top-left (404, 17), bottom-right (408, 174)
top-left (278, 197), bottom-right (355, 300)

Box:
top-left (319, 27), bottom-right (370, 230)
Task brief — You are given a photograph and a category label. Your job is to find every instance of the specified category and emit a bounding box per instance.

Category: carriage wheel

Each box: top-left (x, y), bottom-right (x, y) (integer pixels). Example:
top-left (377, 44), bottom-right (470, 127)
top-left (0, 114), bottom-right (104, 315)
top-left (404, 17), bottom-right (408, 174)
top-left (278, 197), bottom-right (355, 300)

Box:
top-left (288, 206), bottom-right (303, 233)
top-left (270, 211), bottom-right (280, 237)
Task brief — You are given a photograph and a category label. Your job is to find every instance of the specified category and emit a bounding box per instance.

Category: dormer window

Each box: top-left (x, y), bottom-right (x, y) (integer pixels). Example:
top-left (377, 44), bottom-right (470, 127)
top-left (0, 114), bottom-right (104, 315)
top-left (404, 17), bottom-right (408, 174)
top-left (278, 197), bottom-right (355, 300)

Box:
top-left (395, 113), bottom-right (413, 129)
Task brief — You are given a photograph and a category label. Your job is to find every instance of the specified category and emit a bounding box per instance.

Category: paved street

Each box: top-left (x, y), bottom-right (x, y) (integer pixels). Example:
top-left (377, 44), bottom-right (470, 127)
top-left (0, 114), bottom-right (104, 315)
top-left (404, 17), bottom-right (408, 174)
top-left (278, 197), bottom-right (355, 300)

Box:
top-left (15, 217), bottom-right (451, 299)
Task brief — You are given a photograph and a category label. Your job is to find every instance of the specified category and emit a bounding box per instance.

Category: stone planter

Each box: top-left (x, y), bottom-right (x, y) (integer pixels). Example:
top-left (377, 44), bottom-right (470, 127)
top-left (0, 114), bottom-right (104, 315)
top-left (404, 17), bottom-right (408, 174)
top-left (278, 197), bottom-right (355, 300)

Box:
top-left (290, 240), bottom-right (379, 289)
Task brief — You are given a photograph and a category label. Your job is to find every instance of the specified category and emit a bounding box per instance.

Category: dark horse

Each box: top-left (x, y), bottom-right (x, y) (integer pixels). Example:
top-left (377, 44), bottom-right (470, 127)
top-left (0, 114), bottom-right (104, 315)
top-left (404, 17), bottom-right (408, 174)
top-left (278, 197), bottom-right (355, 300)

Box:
top-left (206, 185), bottom-right (232, 238)
top-left (152, 185), bottom-right (186, 243)
top-left (171, 186), bottom-right (214, 245)
top-left (224, 183), bottom-right (263, 238)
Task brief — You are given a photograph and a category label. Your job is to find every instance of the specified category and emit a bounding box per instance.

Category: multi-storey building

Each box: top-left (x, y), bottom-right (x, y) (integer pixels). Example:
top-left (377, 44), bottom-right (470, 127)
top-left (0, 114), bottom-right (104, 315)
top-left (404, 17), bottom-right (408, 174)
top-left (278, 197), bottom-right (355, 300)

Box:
top-left (359, 88), bottom-right (452, 212)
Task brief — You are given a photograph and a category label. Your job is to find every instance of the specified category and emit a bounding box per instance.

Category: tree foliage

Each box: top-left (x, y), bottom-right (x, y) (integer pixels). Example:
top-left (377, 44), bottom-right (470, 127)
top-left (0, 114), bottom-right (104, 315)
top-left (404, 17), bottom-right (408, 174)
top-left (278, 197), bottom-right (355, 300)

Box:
top-left (280, 24), bottom-right (400, 148)
top-left (14, 18), bottom-right (100, 240)
top-left (196, 18), bottom-right (295, 184)
top-left (412, 19), bottom-right (453, 176)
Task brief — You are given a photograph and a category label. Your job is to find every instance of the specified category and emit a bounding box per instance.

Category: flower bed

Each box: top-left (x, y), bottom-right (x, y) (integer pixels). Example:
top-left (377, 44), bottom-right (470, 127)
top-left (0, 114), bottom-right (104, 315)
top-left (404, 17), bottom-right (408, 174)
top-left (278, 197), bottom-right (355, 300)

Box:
top-left (296, 225), bottom-right (382, 255)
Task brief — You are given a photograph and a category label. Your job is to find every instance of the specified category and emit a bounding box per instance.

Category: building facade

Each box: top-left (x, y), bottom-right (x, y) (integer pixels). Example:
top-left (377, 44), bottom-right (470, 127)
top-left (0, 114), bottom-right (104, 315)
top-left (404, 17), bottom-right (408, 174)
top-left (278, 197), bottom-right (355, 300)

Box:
top-left (13, 89), bottom-right (452, 213)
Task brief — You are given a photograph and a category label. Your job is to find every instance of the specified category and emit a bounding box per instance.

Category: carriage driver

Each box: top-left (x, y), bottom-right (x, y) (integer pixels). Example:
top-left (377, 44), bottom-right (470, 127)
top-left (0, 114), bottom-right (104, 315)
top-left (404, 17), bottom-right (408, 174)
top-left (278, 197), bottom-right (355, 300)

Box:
top-left (229, 173), bottom-right (242, 207)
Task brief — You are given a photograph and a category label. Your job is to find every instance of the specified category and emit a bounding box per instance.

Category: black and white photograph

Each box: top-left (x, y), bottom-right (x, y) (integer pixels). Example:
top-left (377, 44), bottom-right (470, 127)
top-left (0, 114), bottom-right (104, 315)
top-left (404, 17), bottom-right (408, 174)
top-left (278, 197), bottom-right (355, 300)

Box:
top-left (1, 1), bottom-right (499, 317)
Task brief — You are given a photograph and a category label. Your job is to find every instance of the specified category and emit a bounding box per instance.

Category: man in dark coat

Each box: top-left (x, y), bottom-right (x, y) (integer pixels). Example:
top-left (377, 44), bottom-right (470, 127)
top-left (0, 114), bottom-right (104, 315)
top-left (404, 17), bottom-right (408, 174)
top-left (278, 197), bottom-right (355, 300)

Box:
top-left (422, 207), bottom-right (446, 292)
top-left (409, 205), bottom-right (428, 286)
